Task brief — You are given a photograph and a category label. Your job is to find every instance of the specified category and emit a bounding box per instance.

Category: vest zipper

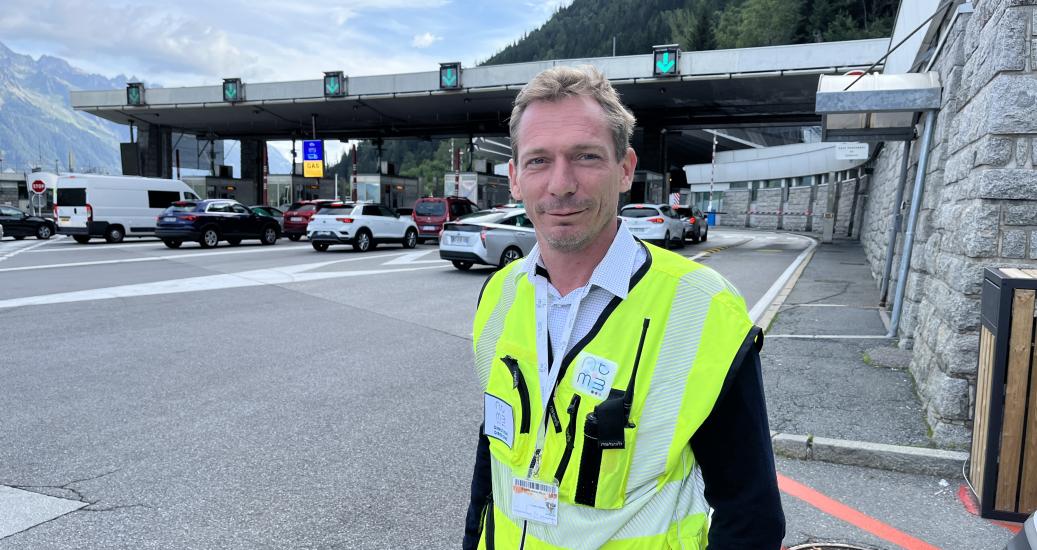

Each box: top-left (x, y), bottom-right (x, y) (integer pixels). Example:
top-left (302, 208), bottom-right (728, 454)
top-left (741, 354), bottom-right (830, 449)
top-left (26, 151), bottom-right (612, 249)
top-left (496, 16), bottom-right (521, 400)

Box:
top-left (553, 394), bottom-right (581, 484)
top-left (502, 356), bottom-right (531, 434)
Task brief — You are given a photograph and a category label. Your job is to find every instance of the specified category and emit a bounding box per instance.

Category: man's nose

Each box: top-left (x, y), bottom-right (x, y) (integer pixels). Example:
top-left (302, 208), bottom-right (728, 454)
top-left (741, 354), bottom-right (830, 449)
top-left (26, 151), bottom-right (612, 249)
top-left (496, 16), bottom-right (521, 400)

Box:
top-left (546, 157), bottom-right (577, 197)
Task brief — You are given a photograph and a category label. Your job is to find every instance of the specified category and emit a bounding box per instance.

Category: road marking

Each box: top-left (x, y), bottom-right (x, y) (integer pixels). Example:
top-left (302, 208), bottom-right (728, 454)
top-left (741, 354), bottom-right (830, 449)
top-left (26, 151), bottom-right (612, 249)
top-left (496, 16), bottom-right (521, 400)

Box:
top-left (748, 234), bottom-right (817, 324)
top-left (957, 484), bottom-right (1023, 534)
top-left (0, 236), bottom-right (64, 263)
top-left (777, 473), bottom-right (941, 550)
top-left (0, 258), bottom-right (445, 309)
top-left (0, 246), bottom-right (415, 273)
top-left (0, 485), bottom-right (86, 539)
top-left (381, 249), bottom-right (450, 265)
top-left (29, 240), bottom-right (164, 252)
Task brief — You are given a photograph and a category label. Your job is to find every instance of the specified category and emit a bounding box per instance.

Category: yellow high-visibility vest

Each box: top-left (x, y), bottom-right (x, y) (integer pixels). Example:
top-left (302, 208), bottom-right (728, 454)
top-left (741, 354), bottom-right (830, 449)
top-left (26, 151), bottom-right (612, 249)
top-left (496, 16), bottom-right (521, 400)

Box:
top-left (472, 243), bottom-right (757, 549)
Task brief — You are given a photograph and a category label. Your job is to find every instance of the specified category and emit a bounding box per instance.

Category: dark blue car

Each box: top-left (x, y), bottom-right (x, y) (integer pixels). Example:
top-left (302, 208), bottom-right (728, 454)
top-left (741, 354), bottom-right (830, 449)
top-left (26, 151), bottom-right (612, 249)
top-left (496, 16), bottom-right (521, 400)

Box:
top-left (155, 199), bottom-right (280, 249)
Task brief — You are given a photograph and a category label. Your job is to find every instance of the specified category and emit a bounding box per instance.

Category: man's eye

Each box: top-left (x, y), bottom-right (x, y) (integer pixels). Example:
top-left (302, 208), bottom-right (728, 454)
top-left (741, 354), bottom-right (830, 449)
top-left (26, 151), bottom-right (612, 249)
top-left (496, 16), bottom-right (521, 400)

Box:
top-left (577, 153), bottom-right (602, 161)
top-left (526, 158), bottom-right (546, 166)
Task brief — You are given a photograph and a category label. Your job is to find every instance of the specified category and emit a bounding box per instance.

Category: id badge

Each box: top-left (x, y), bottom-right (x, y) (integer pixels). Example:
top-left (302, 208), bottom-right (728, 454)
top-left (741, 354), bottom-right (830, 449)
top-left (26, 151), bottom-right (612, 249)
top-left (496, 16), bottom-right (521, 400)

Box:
top-left (512, 478), bottom-right (559, 525)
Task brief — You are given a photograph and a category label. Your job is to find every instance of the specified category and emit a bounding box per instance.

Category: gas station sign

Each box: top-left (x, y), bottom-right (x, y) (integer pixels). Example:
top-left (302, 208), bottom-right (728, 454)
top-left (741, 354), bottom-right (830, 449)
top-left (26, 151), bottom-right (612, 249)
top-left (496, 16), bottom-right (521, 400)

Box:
top-left (303, 140), bottom-right (324, 178)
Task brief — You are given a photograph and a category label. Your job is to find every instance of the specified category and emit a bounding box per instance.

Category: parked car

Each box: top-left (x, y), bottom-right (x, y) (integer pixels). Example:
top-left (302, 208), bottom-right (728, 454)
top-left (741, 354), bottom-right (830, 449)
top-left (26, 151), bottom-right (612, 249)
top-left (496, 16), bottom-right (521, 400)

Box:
top-left (45, 172), bottom-right (200, 244)
top-left (395, 207), bottom-right (414, 217)
top-left (0, 206), bottom-right (56, 240)
top-left (282, 199), bottom-right (340, 241)
top-left (412, 196), bottom-right (478, 243)
top-left (155, 199), bottom-right (281, 249)
top-left (675, 206), bottom-right (709, 243)
top-left (307, 202), bottom-right (419, 252)
top-left (618, 204), bottom-right (686, 249)
top-left (250, 205), bottom-right (284, 230)
top-left (439, 208), bottom-right (537, 270)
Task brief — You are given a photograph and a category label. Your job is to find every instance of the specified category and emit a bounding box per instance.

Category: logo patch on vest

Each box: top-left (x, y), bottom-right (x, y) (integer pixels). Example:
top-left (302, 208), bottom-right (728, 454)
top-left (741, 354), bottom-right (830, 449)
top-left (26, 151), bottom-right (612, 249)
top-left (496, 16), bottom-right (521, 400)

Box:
top-left (572, 353), bottom-right (619, 400)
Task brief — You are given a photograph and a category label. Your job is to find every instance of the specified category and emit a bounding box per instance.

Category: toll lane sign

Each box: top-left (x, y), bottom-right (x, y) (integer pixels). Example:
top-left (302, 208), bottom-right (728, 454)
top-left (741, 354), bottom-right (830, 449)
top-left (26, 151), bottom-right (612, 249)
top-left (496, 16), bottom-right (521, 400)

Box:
top-left (303, 140), bottom-right (324, 178)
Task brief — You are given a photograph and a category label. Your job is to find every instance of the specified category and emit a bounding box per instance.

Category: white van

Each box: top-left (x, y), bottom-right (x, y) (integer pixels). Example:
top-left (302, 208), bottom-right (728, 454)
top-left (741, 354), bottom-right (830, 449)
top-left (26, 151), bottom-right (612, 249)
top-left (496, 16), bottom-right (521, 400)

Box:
top-left (43, 173), bottom-right (202, 244)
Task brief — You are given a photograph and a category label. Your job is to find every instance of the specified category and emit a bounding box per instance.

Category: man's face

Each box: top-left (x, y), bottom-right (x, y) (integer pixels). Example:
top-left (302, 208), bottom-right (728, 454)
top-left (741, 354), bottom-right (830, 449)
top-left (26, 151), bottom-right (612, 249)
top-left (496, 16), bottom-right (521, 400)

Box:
top-left (508, 95), bottom-right (637, 254)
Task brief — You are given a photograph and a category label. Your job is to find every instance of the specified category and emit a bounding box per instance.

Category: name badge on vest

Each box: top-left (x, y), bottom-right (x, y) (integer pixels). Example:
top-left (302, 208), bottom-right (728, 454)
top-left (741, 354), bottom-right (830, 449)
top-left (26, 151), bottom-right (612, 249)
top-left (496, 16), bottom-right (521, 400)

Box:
top-left (512, 478), bottom-right (559, 525)
top-left (484, 393), bottom-right (514, 448)
top-left (572, 353), bottom-right (619, 400)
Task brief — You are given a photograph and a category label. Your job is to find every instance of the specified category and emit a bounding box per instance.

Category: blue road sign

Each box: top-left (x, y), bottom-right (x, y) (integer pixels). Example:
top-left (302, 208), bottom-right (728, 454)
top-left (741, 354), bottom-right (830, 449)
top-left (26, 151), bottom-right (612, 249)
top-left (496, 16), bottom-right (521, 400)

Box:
top-left (303, 140), bottom-right (323, 161)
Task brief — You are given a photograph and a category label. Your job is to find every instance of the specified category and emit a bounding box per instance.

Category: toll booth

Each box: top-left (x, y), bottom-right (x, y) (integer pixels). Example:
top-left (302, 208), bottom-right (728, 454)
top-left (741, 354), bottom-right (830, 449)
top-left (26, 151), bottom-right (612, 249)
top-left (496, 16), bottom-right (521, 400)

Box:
top-left (619, 170), bottom-right (665, 207)
top-left (442, 172), bottom-right (512, 209)
top-left (353, 174), bottom-right (420, 209)
top-left (182, 176), bottom-right (257, 204)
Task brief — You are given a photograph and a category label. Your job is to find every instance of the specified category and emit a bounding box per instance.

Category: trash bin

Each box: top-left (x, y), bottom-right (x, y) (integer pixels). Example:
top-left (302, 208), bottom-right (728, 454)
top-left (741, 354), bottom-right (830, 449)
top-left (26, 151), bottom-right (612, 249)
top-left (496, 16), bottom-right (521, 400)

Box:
top-left (706, 211), bottom-right (716, 226)
top-left (972, 268), bottom-right (1037, 522)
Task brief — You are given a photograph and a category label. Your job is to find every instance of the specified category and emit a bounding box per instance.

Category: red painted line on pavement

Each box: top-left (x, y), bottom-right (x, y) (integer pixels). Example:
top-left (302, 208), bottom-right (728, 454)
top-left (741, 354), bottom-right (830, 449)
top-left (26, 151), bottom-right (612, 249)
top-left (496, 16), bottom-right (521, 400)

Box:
top-left (957, 484), bottom-right (1023, 534)
top-left (777, 473), bottom-right (941, 550)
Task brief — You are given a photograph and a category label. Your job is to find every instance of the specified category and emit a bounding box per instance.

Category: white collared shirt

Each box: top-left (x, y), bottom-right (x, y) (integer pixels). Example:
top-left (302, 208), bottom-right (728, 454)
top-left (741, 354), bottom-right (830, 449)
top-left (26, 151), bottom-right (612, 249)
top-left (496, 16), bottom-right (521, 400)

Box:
top-left (522, 220), bottom-right (647, 364)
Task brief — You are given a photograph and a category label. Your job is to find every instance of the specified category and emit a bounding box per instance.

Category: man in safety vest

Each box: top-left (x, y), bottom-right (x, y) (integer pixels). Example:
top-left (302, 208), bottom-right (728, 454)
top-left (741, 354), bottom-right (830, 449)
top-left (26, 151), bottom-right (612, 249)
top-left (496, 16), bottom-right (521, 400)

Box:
top-left (463, 65), bottom-right (785, 549)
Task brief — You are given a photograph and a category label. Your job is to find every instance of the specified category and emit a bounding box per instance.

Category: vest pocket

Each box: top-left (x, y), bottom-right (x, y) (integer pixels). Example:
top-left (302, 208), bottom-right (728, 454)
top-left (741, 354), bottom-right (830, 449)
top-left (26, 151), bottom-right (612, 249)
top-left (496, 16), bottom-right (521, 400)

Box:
top-left (484, 352), bottom-right (538, 469)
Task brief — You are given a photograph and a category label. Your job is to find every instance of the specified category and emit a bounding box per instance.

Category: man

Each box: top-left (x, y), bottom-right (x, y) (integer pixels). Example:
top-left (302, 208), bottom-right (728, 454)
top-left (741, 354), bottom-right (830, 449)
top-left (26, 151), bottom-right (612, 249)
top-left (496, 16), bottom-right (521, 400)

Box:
top-left (464, 66), bottom-right (784, 549)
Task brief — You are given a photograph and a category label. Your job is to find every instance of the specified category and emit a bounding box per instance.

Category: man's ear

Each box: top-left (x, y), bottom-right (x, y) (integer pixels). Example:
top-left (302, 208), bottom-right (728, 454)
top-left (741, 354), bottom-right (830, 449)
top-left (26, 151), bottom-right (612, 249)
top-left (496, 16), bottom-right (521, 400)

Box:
top-left (619, 147), bottom-right (637, 193)
top-left (508, 159), bottom-right (523, 200)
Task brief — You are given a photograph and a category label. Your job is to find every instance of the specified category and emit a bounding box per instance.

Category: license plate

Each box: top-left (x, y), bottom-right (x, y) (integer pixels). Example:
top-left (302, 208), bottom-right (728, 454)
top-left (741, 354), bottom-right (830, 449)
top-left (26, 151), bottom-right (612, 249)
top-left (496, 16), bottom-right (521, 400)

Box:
top-left (60, 217), bottom-right (70, 222)
top-left (451, 235), bottom-right (469, 244)
top-left (163, 217), bottom-right (176, 222)
top-left (422, 225), bottom-right (436, 231)
top-left (629, 226), bottom-right (644, 232)
top-left (291, 216), bottom-right (304, 222)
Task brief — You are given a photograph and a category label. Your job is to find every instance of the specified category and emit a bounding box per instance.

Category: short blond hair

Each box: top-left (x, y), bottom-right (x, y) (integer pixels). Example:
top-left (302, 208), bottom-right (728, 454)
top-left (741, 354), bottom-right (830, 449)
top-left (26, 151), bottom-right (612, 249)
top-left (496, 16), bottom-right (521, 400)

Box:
top-left (509, 65), bottom-right (636, 162)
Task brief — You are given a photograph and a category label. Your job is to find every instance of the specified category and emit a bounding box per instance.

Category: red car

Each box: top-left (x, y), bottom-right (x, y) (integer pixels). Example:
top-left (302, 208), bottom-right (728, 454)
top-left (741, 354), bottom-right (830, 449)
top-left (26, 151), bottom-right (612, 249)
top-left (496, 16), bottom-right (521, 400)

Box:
top-left (412, 196), bottom-right (478, 243)
top-left (282, 199), bottom-right (340, 241)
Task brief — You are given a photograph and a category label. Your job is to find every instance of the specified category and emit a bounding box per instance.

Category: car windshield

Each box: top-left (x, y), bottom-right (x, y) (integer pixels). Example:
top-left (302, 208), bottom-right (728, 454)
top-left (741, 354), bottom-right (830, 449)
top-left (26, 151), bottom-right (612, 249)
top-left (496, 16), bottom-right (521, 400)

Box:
top-left (620, 207), bottom-right (660, 218)
top-left (319, 207), bottom-right (355, 216)
top-left (296, 204), bottom-right (317, 212)
top-left (457, 211), bottom-right (510, 224)
top-left (166, 203), bottom-right (197, 213)
top-left (415, 201), bottom-right (446, 216)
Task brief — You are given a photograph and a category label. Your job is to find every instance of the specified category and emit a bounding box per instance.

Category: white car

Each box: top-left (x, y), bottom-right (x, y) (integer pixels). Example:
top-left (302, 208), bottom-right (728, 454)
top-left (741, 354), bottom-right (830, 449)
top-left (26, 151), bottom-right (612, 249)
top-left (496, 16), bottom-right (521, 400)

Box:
top-left (439, 209), bottom-right (537, 270)
top-left (619, 204), bottom-right (686, 249)
top-left (306, 202), bottom-right (418, 252)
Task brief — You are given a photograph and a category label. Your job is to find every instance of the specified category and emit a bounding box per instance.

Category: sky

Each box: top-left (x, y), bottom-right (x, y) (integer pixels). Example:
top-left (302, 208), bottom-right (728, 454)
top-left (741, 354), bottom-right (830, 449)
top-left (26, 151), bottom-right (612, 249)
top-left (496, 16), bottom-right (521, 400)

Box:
top-left (0, 0), bottom-right (571, 168)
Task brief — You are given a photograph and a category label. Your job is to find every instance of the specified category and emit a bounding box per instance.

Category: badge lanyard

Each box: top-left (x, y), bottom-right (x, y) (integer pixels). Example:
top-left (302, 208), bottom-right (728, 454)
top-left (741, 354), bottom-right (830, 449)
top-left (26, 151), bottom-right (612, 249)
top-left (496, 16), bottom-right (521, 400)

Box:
top-left (529, 274), bottom-right (589, 477)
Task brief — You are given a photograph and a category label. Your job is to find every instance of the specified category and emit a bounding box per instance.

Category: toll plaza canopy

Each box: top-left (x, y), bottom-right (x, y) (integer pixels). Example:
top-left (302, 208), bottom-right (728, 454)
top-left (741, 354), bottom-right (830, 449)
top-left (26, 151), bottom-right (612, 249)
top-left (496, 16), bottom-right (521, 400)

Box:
top-left (71, 39), bottom-right (889, 143)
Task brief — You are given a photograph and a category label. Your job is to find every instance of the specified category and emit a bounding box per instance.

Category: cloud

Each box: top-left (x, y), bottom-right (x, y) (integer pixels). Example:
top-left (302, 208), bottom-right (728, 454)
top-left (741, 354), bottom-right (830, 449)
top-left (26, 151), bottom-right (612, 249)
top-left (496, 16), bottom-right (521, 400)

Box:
top-left (412, 32), bottom-right (442, 48)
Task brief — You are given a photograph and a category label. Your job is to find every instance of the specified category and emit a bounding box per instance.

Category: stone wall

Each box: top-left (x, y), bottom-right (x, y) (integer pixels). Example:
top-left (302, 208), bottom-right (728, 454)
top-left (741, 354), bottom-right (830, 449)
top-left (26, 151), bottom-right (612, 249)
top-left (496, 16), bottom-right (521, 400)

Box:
top-left (719, 188), bottom-right (750, 227)
top-left (751, 187), bottom-right (782, 229)
top-left (784, 185), bottom-right (814, 231)
top-left (859, 0), bottom-right (1037, 446)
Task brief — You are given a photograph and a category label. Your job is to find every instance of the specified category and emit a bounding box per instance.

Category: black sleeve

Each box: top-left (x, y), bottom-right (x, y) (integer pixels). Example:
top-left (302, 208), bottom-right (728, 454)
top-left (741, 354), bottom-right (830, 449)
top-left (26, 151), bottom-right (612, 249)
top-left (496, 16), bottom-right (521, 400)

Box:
top-left (690, 337), bottom-right (786, 549)
top-left (462, 425), bottom-right (492, 550)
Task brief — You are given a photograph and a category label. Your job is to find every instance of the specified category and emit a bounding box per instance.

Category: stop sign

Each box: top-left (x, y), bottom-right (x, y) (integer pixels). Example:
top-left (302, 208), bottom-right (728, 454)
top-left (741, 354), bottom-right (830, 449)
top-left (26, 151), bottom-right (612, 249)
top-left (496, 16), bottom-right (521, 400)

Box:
top-left (31, 180), bottom-right (46, 194)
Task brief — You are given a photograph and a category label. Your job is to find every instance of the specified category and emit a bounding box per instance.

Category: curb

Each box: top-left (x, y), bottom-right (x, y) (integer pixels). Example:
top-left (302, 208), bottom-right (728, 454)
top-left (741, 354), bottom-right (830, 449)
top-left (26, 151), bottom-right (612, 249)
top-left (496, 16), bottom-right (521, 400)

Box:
top-left (752, 234), bottom-right (818, 328)
top-left (772, 432), bottom-right (969, 478)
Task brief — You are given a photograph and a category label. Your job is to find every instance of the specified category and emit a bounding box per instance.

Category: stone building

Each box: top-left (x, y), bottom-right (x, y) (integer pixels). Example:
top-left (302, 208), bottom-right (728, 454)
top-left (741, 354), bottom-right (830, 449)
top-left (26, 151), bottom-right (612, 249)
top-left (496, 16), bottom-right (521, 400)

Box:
top-left (860, 0), bottom-right (1037, 446)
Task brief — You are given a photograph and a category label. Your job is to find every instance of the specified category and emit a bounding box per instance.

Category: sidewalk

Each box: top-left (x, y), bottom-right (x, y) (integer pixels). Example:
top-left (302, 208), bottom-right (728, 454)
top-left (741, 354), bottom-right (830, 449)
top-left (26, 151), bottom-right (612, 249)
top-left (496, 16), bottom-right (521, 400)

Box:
top-left (760, 238), bottom-right (968, 476)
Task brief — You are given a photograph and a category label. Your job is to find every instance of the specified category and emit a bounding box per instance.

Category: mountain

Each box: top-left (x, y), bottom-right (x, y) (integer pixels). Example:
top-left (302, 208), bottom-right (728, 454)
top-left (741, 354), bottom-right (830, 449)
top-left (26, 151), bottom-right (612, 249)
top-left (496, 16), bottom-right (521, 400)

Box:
top-left (0, 41), bottom-right (290, 177)
top-left (0, 41), bottom-right (131, 173)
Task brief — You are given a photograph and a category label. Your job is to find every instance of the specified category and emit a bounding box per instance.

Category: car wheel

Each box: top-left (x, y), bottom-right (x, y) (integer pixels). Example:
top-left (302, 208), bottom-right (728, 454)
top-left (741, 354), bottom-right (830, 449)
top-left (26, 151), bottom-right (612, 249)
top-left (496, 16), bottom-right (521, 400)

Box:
top-left (312, 242), bottom-right (329, 252)
top-left (163, 239), bottom-right (182, 249)
top-left (288, 234), bottom-right (302, 241)
top-left (260, 226), bottom-right (278, 245)
top-left (701, 227), bottom-right (708, 242)
top-left (499, 247), bottom-right (523, 268)
top-left (104, 225), bottom-right (125, 244)
top-left (227, 238), bottom-right (242, 246)
top-left (353, 229), bottom-right (371, 252)
top-left (199, 227), bottom-right (219, 249)
top-left (452, 260), bottom-right (473, 271)
top-left (36, 224), bottom-right (53, 239)
top-left (403, 228), bottom-right (418, 249)
top-left (663, 231), bottom-right (671, 250)
top-left (73, 235), bottom-right (90, 244)
top-left (690, 231), bottom-right (701, 244)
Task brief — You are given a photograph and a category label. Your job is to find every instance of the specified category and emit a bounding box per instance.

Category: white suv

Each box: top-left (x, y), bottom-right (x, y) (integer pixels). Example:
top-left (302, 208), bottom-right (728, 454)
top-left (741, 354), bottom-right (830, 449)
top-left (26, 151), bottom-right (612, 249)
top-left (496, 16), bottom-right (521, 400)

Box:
top-left (307, 203), bottom-right (419, 252)
top-left (619, 204), bottom-right (686, 249)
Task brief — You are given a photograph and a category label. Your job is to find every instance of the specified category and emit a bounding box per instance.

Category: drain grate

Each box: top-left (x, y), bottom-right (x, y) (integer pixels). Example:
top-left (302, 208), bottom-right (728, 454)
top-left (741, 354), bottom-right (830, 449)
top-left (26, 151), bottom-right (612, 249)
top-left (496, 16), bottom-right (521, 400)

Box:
top-left (783, 539), bottom-right (875, 543)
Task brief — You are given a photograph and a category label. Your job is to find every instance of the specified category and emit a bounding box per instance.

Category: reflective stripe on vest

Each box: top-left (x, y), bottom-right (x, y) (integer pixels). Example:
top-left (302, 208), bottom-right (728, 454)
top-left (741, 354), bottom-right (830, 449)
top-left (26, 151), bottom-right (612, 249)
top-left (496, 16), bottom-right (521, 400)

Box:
top-left (472, 244), bottom-right (755, 549)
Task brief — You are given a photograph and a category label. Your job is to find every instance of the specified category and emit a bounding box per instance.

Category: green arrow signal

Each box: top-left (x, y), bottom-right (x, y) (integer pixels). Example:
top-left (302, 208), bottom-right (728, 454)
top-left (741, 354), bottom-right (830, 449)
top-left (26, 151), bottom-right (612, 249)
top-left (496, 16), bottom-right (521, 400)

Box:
top-left (442, 68), bottom-right (457, 87)
top-left (656, 51), bottom-right (675, 74)
top-left (128, 88), bottom-right (139, 103)
top-left (224, 83), bottom-right (237, 99)
top-left (326, 78), bottom-right (340, 94)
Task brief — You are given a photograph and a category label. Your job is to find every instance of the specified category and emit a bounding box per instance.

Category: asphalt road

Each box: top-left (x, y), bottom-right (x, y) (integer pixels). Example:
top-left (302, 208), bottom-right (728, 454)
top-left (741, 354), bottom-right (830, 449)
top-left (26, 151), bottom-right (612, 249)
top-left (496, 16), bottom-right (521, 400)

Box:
top-left (0, 230), bottom-right (1008, 549)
